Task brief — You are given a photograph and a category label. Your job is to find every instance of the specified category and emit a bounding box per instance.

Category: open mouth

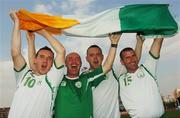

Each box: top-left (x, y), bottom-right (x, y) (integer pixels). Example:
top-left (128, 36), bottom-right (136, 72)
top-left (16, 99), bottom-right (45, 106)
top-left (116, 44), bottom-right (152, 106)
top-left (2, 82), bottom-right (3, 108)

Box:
top-left (93, 61), bottom-right (99, 65)
top-left (41, 64), bottom-right (47, 69)
top-left (71, 64), bottom-right (78, 69)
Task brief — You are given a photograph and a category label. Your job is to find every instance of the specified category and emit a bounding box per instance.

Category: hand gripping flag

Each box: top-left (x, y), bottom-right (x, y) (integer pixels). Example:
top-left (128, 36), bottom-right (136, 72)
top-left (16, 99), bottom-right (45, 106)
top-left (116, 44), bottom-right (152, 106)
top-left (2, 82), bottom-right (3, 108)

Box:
top-left (63, 4), bottom-right (178, 38)
top-left (17, 9), bottom-right (79, 35)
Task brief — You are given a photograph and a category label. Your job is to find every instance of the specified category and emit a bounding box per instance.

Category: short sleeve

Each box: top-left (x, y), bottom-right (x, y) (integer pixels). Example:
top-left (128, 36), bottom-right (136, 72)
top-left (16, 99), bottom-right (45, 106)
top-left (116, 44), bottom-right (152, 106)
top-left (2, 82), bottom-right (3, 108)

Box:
top-left (47, 63), bottom-right (65, 87)
top-left (83, 66), bottom-right (103, 79)
top-left (112, 65), bottom-right (127, 79)
top-left (14, 63), bottom-right (30, 87)
top-left (143, 52), bottom-right (159, 77)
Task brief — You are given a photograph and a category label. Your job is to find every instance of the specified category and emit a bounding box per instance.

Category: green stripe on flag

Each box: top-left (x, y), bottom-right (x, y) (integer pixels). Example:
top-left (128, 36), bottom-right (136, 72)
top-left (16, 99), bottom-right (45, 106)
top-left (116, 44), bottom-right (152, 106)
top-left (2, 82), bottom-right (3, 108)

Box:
top-left (119, 4), bottom-right (178, 37)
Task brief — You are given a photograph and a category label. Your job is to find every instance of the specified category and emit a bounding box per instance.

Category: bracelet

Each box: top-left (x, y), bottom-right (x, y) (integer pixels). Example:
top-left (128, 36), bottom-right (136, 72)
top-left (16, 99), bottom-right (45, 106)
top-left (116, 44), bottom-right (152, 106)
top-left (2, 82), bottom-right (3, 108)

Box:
top-left (111, 44), bottom-right (118, 48)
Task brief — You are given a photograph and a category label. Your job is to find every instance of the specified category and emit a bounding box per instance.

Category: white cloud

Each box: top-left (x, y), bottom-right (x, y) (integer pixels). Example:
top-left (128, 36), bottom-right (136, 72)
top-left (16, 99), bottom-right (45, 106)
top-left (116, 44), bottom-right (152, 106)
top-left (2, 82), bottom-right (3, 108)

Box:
top-left (61, 0), bottom-right (96, 15)
top-left (72, 0), bottom-right (95, 7)
top-left (33, 4), bottom-right (53, 15)
top-left (71, 0), bottom-right (96, 17)
top-left (32, 0), bottom-right (96, 18)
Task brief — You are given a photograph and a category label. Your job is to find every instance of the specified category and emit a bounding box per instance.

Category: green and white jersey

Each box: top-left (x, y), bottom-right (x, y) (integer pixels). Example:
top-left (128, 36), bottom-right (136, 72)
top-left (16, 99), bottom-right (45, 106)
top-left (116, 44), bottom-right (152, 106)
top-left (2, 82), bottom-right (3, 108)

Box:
top-left (8, 63), bottom-right (64, 118)
top-left (119, 53), bottom-right (164, 118)
top-left (55, 66), bottom-right (104, 118)
top-left (93, 69), bottom-right (120, 118)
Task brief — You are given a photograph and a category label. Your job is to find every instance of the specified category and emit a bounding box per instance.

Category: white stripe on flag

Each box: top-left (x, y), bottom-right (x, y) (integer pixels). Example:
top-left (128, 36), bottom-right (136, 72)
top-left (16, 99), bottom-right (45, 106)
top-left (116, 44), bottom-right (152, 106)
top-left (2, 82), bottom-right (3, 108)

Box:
top-left (63, 7), bottom-right (121, 37)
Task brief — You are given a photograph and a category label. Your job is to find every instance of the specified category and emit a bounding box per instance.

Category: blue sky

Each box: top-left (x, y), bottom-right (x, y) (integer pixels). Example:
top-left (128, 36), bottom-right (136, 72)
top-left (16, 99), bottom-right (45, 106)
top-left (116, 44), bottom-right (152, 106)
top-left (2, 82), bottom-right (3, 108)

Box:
top-left (0, 0), bottom-right (180, 107)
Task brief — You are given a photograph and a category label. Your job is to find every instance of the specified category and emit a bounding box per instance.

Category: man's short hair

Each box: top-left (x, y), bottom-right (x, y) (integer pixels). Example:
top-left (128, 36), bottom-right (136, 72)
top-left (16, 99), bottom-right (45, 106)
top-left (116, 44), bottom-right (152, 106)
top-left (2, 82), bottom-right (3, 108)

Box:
top-left (120, 47), bottom-right (134, 60)
top-left (86, 45), bottom-right (103, 55)
top-left (36, 46), bottom-right (54, 58)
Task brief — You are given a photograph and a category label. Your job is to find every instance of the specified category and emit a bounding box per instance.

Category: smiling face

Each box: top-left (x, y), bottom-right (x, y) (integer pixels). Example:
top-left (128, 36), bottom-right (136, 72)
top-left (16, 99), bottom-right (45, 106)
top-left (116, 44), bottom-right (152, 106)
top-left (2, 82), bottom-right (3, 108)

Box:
top-left (86, 46), bottom-right (104, 70)
top-left (34, 49), bottom-right (54, 75)
top-left (120, 49), bottom-right (138, 73)
top-left (65, 52), bottom-right (82, 78)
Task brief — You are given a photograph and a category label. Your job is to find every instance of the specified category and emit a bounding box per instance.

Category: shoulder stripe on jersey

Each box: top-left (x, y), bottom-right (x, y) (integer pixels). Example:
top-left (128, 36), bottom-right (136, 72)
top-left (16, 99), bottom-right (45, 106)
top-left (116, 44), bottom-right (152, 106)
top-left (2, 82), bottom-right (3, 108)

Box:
top-left (112, 68), bottom-right (121, 103)
top-left (141, 64), bottom-right (157, 81)
top-left (86, 73), bottom-right (104, 90)
top-left (20, 70), bottom-right (31, 83)
top-left (87, 73), bottom-right (104, 82)
top-left (118, 73), bottom-right (126, 80)
top-left (45, 75), bottom-right (54, 93)
top-left (112, 68), bottom-right (118, 81)
top-left (45, 75), bottom-right (55, 114)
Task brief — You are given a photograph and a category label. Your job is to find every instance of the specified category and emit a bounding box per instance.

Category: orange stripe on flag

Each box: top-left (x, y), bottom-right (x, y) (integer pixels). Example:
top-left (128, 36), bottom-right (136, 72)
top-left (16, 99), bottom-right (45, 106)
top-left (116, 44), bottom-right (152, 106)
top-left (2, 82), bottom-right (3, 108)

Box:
top-left (17, 9), bottom-right (79, 35)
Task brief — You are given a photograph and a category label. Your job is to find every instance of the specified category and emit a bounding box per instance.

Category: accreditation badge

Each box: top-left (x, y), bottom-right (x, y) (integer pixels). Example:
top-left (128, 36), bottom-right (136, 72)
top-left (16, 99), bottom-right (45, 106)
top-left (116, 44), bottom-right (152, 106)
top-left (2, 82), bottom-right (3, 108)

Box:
top-left (75, 81), bottom-right (82, 88)
top-left (61, 81), bottom-right (66, 86)
top-left (137, 67), bottom-right (145, 79)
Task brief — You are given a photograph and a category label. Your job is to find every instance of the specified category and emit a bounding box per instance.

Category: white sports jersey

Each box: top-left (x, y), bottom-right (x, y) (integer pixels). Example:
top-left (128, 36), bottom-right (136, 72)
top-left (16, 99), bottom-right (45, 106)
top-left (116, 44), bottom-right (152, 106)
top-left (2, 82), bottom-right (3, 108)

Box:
top-left (8, 64), bottom-right (64, 118)
top-left (93, 70), bottom-right (120, 118)
top-left (119, 53), bottom-right (164, 118)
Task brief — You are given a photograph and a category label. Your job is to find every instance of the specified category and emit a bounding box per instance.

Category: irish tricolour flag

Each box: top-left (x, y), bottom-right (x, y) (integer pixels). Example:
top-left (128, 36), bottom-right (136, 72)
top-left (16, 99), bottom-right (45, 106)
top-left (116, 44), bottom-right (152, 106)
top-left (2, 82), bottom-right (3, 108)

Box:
top-left (63, 4), bottom-right (178, 38)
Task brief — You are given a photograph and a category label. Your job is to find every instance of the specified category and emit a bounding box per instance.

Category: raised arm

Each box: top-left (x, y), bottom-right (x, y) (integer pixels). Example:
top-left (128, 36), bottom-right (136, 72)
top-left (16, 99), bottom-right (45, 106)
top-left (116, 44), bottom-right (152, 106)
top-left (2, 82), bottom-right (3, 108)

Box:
top-left (102, 33), bottom-right (121, 74)
top-left (26, 31), bottom-right (36, 71)
top-left (10, 11), bottom-right (26, 71)
top-left (150, 37), bottom-right (164, 58)
top-left (35, 29), bottom-right (65, 67)
top-left (134, 33), bottom-right (144, 62)
top-left (142, 37), bottom-right (164, 77)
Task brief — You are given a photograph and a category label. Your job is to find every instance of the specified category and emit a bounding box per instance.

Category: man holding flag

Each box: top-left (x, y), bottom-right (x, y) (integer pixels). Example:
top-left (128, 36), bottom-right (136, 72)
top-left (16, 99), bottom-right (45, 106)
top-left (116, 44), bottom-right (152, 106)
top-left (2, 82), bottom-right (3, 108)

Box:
top-left (118, 36), bottom-right (165, 118)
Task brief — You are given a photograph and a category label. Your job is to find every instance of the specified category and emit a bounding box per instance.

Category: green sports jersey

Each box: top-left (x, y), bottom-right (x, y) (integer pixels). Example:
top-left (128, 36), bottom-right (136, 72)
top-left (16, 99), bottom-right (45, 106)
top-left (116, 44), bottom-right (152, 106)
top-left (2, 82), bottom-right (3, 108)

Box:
top-left (55, 66), bottom-right (105, 118)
